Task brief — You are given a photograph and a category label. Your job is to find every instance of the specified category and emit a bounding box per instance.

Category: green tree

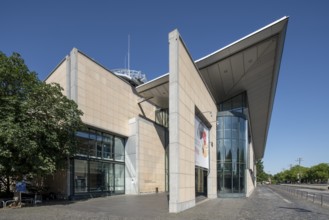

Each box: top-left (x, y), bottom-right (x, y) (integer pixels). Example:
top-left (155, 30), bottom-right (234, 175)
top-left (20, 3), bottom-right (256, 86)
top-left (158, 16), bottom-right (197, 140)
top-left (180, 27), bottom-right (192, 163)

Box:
top-left (256, 160), bottom-right (269, 183)
top-left (0, 52), bottom-right (83, 192)
top-left (307, 163), bottom-right (329, 183)
top-left (273, 172), bottom-right (285, 184)
top-left (285, 165), bottom-right (308, 183)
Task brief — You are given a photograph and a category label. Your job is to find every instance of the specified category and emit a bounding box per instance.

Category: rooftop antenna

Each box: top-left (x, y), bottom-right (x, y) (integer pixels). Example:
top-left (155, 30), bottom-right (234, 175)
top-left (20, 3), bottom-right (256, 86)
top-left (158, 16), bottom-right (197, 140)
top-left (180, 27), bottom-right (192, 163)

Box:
top-left (128, 34), bottom-right (130, 77)
top-left (112, 34), bottom-right (147, 86)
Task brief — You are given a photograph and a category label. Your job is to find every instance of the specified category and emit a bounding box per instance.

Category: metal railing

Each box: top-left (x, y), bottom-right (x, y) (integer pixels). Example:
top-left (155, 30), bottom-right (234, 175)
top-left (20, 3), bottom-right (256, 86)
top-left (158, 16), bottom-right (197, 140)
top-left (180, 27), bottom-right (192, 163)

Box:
top-left (273, 185), bottom-right (329, 208)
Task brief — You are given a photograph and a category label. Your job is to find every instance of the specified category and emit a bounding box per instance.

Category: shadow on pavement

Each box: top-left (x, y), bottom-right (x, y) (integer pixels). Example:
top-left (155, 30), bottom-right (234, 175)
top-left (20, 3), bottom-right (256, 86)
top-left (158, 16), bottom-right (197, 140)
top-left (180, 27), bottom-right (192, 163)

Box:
top-left (279, 206), bottom-right (312, 213)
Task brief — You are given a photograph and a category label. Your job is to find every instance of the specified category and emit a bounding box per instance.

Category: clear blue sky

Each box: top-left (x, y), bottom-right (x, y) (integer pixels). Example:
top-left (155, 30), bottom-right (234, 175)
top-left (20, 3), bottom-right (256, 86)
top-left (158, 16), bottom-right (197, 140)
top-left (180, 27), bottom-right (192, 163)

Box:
top-left (1, 0), bottom-right (328, 174)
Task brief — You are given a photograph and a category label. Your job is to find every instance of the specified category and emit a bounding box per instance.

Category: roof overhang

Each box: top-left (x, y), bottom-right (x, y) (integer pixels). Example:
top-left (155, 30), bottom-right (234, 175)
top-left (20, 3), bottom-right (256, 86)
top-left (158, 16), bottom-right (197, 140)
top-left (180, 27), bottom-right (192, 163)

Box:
top-left (196, 16), bottom-right (289, 159)
top-left (136, 17), bottom-right (288, 160)
top-left (136, 73), bottom-right (169, 108)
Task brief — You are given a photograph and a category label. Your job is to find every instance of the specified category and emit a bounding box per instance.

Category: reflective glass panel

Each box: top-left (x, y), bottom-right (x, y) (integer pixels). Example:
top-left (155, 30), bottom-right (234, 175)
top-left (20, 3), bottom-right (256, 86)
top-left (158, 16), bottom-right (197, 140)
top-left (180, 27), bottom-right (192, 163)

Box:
top-left (89, 161), bottom-right (103, 192)
top-left (103, 134), bottom-right (113, 160)
top-left (115, 164), bottom-right (124, 192)
top-left (114, 137), bottom-right (125, 161)
top-left (74, 160), bottom-right (88, 193)
top-left (216, 108), bottom-right (248, 194)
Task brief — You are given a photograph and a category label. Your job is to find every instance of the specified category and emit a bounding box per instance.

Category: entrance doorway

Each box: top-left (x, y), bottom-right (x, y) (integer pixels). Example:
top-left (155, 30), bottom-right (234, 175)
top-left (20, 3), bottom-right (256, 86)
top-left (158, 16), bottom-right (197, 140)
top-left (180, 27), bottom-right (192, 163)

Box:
top-left (195, 167), bottom-right (207, 197)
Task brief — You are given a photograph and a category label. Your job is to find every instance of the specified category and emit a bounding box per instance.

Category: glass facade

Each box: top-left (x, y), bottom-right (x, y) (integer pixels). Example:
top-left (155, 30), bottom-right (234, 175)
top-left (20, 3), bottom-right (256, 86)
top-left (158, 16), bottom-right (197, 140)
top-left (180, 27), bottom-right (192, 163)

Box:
top-left (217, 93), bottom-right (248, 195)
top-left (72, 128), bottom-right (125, 196)
top-left (155, 108), bottom-right (169, 128)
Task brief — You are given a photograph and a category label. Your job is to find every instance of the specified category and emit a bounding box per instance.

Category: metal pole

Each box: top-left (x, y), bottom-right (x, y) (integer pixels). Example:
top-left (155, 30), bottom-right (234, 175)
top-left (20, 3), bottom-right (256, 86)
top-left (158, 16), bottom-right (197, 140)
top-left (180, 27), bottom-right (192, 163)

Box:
top-left (296, 157), bottom-right (303, 184)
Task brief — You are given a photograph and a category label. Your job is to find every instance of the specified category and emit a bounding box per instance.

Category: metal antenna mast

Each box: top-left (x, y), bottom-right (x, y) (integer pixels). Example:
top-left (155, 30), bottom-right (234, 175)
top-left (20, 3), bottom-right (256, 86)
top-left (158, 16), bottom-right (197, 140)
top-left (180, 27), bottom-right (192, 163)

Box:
top-left (112, 34), bottom-right (147, 86)
top-left (128, 34), bottom-right (130, 77)
top-left (296, 157), bottom-right (303, 184)
top-left (296, 157), bottom-right (303, 166)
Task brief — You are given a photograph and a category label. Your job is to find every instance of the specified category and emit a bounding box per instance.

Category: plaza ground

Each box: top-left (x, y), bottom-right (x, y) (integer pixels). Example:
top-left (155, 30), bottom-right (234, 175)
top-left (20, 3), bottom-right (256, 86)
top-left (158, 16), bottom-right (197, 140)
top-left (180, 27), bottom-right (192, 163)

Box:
top-left (1, 186), bottom-right (329, 220)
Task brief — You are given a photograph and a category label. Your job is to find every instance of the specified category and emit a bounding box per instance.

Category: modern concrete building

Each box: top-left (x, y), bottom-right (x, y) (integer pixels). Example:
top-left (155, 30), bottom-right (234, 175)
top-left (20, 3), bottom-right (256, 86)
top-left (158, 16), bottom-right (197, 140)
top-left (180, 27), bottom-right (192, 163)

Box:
top-left (45, 17), bottom-right (288, 213)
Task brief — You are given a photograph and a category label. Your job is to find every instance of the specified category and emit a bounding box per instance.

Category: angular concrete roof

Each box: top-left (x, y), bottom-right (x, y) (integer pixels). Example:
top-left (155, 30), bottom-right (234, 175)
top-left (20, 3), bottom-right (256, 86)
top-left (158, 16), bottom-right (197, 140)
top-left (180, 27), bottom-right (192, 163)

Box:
top-left (136, 73), bottom-right (169, 108)
top-left (136, 17), bottom-right (288, 159)
top-left (196, 17), bottom-right (288, 159)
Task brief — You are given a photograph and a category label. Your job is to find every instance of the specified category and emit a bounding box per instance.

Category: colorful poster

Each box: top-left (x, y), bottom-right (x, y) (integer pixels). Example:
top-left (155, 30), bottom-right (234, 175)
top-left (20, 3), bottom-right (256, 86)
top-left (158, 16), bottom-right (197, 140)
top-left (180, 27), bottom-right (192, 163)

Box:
top-left (195, 116), bottom-right (209, 169)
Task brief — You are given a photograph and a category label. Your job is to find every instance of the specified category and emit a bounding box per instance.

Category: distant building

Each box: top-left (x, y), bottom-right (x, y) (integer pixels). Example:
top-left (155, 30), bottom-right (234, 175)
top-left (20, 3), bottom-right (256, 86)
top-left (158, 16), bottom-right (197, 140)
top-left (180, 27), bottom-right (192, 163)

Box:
top-left (45, 17), bottom-right (288, 213)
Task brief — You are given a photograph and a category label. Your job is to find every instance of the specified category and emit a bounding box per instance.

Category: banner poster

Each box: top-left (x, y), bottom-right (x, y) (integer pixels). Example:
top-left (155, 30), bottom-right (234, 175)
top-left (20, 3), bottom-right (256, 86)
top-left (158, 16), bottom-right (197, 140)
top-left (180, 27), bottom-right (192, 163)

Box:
top-left (195, 116), bottom-right (209, 169)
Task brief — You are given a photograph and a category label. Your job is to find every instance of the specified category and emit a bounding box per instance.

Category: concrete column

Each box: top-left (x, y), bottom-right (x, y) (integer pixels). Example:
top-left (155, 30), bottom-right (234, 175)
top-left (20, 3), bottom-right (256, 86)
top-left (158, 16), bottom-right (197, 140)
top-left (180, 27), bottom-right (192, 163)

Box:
top-left (65, 55), bottom-right (71, 99)
top-left (169, 29), bottom-right (180, 213)
top-left (70, 48), bottom-right (78, 102)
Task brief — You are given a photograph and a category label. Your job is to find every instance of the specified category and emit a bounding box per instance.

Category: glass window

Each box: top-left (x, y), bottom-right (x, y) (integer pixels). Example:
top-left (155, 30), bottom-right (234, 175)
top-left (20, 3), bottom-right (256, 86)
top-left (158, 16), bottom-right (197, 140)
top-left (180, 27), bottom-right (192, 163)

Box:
top-left (89, 161), bottom-right (103, 192)
top-left (232, 117), bottom-right (238, 139)
top-left (239, 119), bottom-right (247, 140)
top-left (217, 139), bottom-right (224, 162)
top-left (102, 163), bottom-right (113, 192)
top-left (115, 164), bottom-right (124, 192)
top-left (74, 160), bottom-right (88, 193)
top-left (155, 108), bottom-right (169, 127)
top-left (217, 96), bottom-right (248, 195)
top-left (114, 137), bottom-right (125, 161)
top-left (73, 128), bottom-right (126, 195)
top-left (216, 117), bottom-right (224, 139)
top-left (232, 95), bottom-right (243, 112)
top-left (103, 134), bottom-right (113, 160)
top-left (76, 131), bottom-right (89, 139)
top-left (96, 132), bottom-right (103, 158)
top-left (224, 139), bottom-right (232, 161)
top-left (221, 100), bottom-right (232, 111)
top-left (219, 93), bottom-right (247, 112)
top-left (76, 136), bottom-right (89, 156)
top-left (239, 140), bottom-right (246, 163)
top-left (231, 139), bottom-right (238, 159)
top-left (224, 117), bottom-right (232, 129)
top-left (89, 130), bottom-right (97, 157)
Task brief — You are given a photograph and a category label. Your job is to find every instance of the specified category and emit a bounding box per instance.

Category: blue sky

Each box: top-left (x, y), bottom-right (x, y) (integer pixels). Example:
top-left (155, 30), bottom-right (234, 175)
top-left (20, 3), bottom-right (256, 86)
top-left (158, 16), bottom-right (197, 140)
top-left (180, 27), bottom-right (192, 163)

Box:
top-left (1, 0), bottom-right (328, 174)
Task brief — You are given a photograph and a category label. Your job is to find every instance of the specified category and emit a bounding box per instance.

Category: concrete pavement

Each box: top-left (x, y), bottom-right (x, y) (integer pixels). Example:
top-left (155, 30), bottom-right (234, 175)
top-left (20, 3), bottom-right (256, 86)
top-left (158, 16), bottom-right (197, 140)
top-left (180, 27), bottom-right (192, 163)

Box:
top-left (1, 186), bottom-right (329, 220)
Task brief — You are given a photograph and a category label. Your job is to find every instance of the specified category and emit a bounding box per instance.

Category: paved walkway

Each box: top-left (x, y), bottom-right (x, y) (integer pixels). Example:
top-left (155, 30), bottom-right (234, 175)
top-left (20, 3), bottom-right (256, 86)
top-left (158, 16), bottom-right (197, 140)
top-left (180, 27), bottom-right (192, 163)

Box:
top-left (1, 186), bottom-right (329, 220)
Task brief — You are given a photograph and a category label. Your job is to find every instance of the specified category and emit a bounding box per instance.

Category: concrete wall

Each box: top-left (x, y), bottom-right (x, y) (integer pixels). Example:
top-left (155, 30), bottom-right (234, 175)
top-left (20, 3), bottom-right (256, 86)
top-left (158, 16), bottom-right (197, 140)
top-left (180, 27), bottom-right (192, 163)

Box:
top-left (169, 30), bottom-right (217, 213)
top-left (46, 48), bottom-right (156, 137)
top-left (138, 117), bottom-right (166, 193)
top-left (75, 51), bottom-right (155, 137)
top-left (126, 117), bottom-right (166, 194)
top-left (246, 142), bottom-right (256, 197)
top-left (45, 59), bottom-right (67, 95)
top-left (45, 48), bottom-right (158, 197)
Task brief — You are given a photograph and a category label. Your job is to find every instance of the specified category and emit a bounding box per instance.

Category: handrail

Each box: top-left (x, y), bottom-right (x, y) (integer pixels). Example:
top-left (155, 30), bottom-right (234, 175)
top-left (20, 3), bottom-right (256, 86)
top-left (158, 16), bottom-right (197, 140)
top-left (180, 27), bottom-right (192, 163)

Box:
top-left (271, 185), bottom-right (329, 208)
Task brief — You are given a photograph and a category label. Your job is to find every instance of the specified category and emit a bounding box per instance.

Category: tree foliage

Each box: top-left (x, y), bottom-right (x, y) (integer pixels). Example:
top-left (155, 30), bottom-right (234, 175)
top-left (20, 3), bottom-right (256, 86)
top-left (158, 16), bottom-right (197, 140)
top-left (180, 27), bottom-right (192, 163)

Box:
top-left (0, 52), bottom-right (83, 182)
top-left (256, 160), bottom-right (270, 183)
top-left (306, 163), bottom-right (329, 183)
top-left (273, 163), bottom-right (329, 184)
